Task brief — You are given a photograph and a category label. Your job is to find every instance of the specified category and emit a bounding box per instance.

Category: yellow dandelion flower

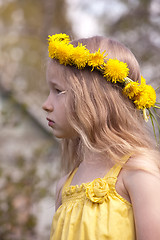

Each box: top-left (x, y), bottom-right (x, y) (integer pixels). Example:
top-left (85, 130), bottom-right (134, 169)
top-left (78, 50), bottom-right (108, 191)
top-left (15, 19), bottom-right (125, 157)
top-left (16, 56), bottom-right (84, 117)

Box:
top-left (48, 34), bottom-right (71, 61)
top-left (123, 81), bottom-right (140, 99)
top-left (134, 84), bottom-right (156, 109)
top-left (123, 76), bottom-right (156, 109)
top-left (140, 76), bottom-right (146, 84)
top-left (48, 39), bottom-right (57, 59)
top-left (103, 59), bottom-right (129, 83)
top-left (48, 33), bottom-right (70, 44)
top-left (137, 76), bottom-right (147, 93)
top-left (88, 49), bottom-right (106, 71)
top-left (71, 43), bottom-right (90, 69)
top-left (54, 41), bottom-right (74, 65)
top-left (134, 76), bottom-right (156, 109)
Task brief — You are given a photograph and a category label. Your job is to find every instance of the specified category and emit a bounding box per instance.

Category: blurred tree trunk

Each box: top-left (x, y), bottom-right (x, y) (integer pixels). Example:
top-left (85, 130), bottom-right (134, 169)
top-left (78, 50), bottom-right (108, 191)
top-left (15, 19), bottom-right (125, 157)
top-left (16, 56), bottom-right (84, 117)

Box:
top-left (41, 0), bottom-right (73, 40)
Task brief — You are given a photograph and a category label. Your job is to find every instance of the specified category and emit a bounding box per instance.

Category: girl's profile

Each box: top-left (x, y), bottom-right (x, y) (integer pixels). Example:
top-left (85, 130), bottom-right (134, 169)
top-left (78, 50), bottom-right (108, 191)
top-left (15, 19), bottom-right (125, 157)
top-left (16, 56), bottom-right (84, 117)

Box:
top-left (43, 33), bottom-right (160, 240)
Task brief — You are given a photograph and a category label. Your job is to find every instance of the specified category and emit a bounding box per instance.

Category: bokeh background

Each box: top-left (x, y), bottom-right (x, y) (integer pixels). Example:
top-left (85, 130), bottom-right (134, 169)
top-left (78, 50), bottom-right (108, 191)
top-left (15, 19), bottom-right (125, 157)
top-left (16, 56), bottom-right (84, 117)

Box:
top-left (0, 0), bottom-right (160, 239)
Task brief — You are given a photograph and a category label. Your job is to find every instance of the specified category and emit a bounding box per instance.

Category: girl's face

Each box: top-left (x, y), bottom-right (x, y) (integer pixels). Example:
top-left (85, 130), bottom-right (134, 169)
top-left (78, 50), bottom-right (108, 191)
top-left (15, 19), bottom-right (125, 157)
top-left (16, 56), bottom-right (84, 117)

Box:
top-left (42, 60), bottom-right (77, 139)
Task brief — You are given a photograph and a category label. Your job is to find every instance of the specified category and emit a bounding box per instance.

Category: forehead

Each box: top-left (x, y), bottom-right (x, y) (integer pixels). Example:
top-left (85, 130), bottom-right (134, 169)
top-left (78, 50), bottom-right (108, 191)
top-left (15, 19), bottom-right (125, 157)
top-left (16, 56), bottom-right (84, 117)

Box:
top-left (46, 59), bottom-right (67, 87)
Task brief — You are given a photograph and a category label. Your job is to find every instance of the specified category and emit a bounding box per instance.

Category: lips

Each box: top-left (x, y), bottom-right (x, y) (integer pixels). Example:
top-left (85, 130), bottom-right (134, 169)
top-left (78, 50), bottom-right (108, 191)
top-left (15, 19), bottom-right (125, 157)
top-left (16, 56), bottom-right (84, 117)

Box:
top-left (47, 117), bottom-right (54, 123)
top-left (46, 117), bottom-right (55, 127)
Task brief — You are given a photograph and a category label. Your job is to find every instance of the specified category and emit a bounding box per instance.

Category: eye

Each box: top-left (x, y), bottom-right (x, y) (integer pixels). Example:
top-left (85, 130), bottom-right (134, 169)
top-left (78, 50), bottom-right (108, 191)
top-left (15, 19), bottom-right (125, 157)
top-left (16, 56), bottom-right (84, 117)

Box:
top-left (55, 89), bottom-right (66, 95)
top-left (55, 88), bottom-right (62, 94)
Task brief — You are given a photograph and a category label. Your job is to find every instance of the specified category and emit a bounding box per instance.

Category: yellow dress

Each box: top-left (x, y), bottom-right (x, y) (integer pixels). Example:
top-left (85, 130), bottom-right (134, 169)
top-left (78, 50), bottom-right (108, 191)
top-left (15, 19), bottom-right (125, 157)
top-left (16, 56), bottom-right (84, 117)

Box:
top-left (50, 164), bottom-right (136, 240)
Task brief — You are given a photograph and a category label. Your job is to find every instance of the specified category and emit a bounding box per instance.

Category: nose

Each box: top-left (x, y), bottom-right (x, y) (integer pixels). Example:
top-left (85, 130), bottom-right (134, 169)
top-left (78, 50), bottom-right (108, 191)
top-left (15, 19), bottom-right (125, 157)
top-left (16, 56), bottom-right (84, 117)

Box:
top-left (42, 97), bottom-right (54, 112)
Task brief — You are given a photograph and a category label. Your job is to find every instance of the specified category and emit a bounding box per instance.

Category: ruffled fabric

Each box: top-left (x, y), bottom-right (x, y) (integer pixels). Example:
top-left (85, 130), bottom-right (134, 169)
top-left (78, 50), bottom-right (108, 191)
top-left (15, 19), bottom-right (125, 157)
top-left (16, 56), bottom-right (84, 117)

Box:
top-left (86, 178), bottom-right (109, 203)
top-left (50, 166), bottom-right (136, 240)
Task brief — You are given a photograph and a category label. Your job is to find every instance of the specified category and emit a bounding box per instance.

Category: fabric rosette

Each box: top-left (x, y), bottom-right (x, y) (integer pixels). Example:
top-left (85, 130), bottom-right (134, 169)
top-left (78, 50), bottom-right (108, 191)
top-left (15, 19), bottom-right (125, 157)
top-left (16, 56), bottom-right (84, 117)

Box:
top-left (86, 178), bottom-right (109, 203)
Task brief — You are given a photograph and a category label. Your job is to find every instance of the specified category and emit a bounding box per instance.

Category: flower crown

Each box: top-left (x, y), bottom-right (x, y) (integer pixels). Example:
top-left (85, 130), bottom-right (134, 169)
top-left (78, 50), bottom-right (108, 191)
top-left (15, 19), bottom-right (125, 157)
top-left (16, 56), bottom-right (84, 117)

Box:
top-left (48, 33), bottom-right (160, 142)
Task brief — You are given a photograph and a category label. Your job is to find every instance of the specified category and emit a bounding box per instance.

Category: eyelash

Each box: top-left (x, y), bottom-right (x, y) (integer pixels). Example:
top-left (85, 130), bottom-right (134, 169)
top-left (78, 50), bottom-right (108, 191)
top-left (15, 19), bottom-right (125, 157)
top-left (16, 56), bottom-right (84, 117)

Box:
top-left (55, 88), bottom-right (66, 95)
top-left (55, 88), bottom-right (62, 94)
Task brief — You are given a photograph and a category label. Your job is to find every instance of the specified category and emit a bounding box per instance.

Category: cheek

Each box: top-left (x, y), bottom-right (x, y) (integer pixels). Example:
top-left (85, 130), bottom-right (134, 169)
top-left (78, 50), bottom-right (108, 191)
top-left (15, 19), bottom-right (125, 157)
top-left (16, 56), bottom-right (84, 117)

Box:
top-left (55, 122), bottom-right (77, 139)
top-left (61, 116), bottom-right (78, 138)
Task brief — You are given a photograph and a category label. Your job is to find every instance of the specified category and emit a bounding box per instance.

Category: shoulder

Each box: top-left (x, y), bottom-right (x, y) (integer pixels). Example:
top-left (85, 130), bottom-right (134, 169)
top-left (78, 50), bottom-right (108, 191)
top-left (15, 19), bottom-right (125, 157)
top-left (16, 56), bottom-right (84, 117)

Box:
top-left (123, 155), bottom-right (160, 240)
top-left (123, 154), bottom-right (160, 197)
top-left (55, 174), bottom-right (69, 211)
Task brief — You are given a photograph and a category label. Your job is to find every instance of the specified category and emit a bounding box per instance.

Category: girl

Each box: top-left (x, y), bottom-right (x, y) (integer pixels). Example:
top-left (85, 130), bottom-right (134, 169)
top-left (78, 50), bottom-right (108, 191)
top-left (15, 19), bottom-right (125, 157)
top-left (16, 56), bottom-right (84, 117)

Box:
top-left (42, 34), bottom-right (160, 240)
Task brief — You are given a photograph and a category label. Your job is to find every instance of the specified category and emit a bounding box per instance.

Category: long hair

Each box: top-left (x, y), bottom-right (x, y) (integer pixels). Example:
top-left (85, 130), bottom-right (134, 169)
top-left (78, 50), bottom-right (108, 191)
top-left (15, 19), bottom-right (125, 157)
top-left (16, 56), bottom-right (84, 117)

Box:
top-left (51, 36), bottom-right (159, 173)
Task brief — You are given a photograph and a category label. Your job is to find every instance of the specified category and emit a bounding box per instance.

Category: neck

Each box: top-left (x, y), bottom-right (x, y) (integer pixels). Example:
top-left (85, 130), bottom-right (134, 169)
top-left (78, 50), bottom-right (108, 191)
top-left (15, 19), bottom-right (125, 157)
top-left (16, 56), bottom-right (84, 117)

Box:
top-left (75, 147), bottom-right (114, 182)
top-left (82, 147), bottom-right (112, 168)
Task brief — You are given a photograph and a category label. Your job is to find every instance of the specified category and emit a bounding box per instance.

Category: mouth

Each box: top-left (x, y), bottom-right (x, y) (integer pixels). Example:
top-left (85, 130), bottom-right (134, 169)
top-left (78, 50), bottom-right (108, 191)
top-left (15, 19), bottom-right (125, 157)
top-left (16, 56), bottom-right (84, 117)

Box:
top-left (46, 117), bottom-right (55, 127)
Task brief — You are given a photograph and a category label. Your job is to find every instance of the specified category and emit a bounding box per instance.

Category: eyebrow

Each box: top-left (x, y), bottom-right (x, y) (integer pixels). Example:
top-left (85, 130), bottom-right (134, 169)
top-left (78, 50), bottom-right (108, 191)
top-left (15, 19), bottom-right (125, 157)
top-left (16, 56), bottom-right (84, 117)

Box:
top-left (48, 81), bottom-right (63, 89)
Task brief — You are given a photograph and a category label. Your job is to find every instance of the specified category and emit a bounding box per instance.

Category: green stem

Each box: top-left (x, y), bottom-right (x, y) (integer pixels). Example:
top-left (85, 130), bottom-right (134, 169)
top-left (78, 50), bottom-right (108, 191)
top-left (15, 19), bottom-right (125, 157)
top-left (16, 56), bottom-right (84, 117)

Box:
top-left (154, 106), bottom-right (160, 109)
top-left (148, 109), bottom-right (160, 144)
top-left (148, 109), bottom-right (157, 142)
top-left (124, 77), bottom-right (133, 85)
top-left (143, 109), bottom-right (148, 122)
top-left (153, 108), bottom-right (160, 119)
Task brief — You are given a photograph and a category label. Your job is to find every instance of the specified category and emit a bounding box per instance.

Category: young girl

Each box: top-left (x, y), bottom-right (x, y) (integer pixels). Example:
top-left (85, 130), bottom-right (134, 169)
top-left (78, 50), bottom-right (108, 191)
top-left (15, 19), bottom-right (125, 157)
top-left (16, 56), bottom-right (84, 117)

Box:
top-left (42, 33), bottom-right (160, 240)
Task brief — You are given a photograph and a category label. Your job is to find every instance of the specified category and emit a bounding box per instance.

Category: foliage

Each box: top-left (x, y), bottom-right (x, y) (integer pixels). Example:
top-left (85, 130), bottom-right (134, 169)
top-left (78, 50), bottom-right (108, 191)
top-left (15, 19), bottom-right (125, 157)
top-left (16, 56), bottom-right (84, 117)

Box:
top-left (0, 154), bottom-right (58, 240)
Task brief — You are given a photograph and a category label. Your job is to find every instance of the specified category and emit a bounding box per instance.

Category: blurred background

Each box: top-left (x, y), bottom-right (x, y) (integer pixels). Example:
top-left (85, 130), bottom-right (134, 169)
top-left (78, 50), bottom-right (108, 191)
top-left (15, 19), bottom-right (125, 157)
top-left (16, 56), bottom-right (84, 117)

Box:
top-left (0, 0), bottom-right (160, 239)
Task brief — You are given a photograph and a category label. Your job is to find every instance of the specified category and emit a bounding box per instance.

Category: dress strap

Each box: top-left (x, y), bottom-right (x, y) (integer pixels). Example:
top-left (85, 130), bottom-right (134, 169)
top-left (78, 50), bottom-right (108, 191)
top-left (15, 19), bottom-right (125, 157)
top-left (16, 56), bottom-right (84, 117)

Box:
top-left (62, 168), bottom-right (78, 191)
top-left (104, 154), bottom-right (131, 179)
top-left (104, 164), bottom-right (123, 178)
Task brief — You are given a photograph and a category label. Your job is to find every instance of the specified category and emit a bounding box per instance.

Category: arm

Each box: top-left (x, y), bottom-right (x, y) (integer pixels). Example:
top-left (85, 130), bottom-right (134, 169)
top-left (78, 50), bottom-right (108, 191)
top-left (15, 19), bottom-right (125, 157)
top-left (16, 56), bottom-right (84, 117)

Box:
top-left (124, 168), bottom-right (160, 240)
top-left (55, 174), bottom-right (69, 211)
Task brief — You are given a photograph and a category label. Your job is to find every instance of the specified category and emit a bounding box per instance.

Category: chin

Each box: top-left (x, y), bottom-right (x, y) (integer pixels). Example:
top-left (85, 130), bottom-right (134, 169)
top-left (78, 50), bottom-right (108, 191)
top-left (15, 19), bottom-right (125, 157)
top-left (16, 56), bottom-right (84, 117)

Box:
top-left (52, 131), bottom-right (70, 139)
top-left (54, 135), bottom-right (65, 139)
top-left (53, 131), bottom-right (78, 140)
top-left (52, 127), bottom-right (78, 139)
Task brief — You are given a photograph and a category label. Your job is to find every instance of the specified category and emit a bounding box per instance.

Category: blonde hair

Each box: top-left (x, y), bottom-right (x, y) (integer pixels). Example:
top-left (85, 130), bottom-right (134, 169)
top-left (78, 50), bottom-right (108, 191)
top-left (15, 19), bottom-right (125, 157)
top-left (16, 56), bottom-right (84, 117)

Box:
top-left (50, 36), bottom-right (159, 173)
